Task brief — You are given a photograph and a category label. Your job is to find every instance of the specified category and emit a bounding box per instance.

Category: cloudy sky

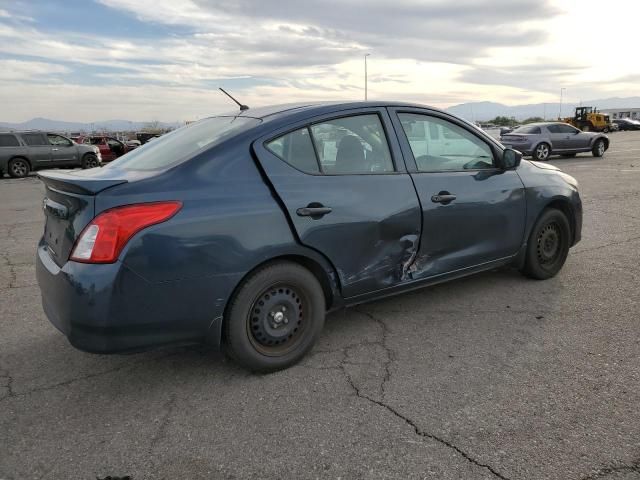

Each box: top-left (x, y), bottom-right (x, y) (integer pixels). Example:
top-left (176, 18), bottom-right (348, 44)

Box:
top-left (0, 0), bottom-right (638, 122)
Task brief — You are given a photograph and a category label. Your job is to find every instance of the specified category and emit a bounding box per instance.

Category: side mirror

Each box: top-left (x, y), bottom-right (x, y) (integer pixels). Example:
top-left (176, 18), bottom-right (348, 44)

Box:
top-left (501, 148), bottom-right (522, 169)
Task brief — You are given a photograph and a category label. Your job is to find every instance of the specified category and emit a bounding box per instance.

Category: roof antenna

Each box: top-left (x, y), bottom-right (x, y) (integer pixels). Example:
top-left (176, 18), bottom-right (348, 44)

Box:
top-left (219, 87), bottom-right (249, 111)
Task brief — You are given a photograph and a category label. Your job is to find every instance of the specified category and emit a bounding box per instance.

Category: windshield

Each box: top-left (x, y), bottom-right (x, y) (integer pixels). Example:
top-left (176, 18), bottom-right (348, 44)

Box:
top-left (106, 116), bottom-right (260, 171)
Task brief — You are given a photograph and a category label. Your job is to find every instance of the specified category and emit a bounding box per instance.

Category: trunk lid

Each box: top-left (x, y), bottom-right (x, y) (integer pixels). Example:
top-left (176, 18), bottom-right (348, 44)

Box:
top-left (38, 169), bottom-right (129, 266)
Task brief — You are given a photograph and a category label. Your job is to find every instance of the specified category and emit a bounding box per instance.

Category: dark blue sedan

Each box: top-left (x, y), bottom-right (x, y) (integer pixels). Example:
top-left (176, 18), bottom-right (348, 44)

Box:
top-left (36, 102), bottom-right (582, 371)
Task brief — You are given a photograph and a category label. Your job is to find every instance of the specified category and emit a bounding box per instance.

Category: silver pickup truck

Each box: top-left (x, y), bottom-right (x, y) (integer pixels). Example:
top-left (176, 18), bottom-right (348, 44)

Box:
top-left (0, 131), bottom-right (101, 178)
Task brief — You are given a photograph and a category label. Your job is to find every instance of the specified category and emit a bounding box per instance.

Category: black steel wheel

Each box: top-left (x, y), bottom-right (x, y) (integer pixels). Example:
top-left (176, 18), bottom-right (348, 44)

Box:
top-left (521, 208), bottom-right (571, 280)
top-left (224, 261), bottom-right (325, 372)
top-left (8, 158), bottom-right (30, 178)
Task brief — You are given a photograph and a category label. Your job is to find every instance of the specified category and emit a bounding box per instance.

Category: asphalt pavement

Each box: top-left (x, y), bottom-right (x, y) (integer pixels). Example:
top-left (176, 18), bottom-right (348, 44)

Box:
top-left (1, 132), bottom-right (639, 480)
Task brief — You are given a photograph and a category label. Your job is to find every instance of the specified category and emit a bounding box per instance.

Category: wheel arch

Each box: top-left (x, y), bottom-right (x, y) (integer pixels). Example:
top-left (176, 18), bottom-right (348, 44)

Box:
top-left (542, 197), bottom-right (577, 245)
top-left (9, 155), bottom-right (32, 168)
top-left (216, 250), bottom-right (343, 348)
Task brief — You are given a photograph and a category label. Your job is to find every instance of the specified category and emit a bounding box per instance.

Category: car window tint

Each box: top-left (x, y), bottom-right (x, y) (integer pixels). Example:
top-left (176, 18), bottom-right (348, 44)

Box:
top-left (309, 114), bottom-right (394, 174)
top-left (47, 134), bottom-right (71, 146)
top-left (21, 133), bottom-right (48, 146)
top-left (106, 116), bottom-right (260, 171)
top-left (555, 124), bottom-right (576, 134)
top-left (266, 127), bottom-right (320, 174)
top-left (514, 125), bottom-right (541, 134)
top-left (0, 134), bottom-right (19, 147)
top-left (398, 113), bottom-right (494, 171)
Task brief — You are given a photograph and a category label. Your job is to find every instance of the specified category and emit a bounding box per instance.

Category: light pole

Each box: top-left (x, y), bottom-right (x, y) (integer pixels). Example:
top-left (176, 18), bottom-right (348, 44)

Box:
top-left (559, 88), bottom-right (566, 119)
top-left (364, 53), bottom-right (370, 101)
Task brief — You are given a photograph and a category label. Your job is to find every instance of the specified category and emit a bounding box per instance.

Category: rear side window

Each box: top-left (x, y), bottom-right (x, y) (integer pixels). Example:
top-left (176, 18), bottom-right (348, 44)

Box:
top-left (107, 116), bottom-right (260, 171)
top-left (266, 128), bottom-right (319, 174)
top-left (266, 113), bottom-right (395, 175)
top-left (21, 133), bottom-right (48, 146)
top-left (310, 115), bottom-right (394, 174)
top-left (0, 134), bottom-right (19, 147)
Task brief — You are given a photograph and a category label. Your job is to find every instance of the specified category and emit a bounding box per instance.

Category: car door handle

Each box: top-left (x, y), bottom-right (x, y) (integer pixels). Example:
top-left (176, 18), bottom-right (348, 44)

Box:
top-left (296, 205), bottom-right (332, 217)
top-left (52, 148), bottom-right (59, 151)
top-left (431, 194), bottom-right (457, 204)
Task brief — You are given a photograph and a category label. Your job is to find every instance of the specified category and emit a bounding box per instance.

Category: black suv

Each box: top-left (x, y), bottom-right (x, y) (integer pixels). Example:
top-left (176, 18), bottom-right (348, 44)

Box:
top-left (0, 131), bottom-right (101, 178)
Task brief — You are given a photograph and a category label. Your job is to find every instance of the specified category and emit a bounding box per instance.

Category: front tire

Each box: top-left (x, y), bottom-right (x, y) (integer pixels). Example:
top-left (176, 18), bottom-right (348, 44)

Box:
top-left (533, 143), bottom-right (551, 161)
top-left (81, 153), bottom-right (99, 169)
top-left (521, 209), bottom-right (571, 280)
top-left (8, 157), bottom-right (30, 178)
top-left (224, 261), bottom-right (326, 372)
top-left (592, 139), bottom-right (605, 157)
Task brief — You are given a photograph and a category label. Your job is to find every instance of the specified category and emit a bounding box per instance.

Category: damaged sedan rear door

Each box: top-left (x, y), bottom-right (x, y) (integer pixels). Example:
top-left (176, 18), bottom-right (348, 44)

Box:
top-left (252, 107), bottom-right (422, 298)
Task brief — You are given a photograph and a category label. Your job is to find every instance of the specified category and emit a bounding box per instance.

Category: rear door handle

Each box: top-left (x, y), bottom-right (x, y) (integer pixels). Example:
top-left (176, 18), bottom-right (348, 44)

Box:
top-left (296, 205), bottom-right (332, 217)
top-left (431, 194), bottom-right (457, 204)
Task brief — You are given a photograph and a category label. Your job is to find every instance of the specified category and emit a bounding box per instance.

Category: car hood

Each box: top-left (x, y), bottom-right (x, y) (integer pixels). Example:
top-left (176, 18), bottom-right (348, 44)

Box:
top-left (527, 160), bottom-right (561, 171)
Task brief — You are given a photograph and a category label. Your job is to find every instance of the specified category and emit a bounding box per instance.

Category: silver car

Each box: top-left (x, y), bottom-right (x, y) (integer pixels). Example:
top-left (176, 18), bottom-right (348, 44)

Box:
top-left (500, 122), bottom-right (609, 161)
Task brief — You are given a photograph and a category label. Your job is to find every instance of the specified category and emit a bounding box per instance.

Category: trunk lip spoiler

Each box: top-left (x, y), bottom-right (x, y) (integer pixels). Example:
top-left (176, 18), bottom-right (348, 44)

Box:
top-left (37, 170), bottom-right (128, 195)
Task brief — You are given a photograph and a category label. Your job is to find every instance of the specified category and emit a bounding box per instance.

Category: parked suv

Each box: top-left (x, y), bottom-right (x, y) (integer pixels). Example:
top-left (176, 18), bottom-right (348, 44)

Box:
top-left (0, 131), bottom-right (101, 178)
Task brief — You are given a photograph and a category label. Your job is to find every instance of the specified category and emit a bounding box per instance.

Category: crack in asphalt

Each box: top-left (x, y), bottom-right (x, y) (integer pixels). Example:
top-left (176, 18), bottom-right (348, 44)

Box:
top-left (0, 349), bottom-right (192, 404)
top-left (337, 308), bottom-right (510, 480)
top-left (0, 369), bottom-right (16, 400)
top-left (580, 459), bottom-right (640, 479)
top-left (150, 393), bottom-right (177, 449)
top-left (573, 234), bottom-right (640, 255)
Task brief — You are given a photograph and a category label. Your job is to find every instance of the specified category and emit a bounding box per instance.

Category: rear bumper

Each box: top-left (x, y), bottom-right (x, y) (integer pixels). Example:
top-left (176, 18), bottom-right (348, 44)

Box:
top-left (36, 242), bottom-right (230, 353)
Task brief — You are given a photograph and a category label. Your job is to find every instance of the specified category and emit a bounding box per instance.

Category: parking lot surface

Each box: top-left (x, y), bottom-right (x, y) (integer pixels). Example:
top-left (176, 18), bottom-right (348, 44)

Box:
top-left (1, 133), bottom-right (640, 480)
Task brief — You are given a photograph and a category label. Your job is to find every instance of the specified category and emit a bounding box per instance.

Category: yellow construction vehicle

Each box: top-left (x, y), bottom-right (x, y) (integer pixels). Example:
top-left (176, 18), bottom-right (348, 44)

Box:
top-left (563, 107), bottom-right (611, 132)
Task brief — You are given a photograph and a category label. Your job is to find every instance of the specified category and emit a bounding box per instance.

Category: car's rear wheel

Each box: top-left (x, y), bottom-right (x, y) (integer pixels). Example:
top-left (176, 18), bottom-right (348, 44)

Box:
top-left (8, 157), bottom-right (30, 178)
top-left (521, 208), bottom-right (571, 280)
top-left (592, 139), bottom-right (606, 157)
top-left (81, 153), bottom-right (99, 169)
top-left (533, 143), bottom-right (551, 161)
top-left (224, 261), bottom-right (325, 372)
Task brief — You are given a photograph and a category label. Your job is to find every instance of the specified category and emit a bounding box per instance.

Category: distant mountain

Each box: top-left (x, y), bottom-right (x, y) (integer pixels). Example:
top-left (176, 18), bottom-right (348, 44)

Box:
top-left (0, 117), bottom-right (181, 133)
top-left (446, 97), bottom-right (640, 122)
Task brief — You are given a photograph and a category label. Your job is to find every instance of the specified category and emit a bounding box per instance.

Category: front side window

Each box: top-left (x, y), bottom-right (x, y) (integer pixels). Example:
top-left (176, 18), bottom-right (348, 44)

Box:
top-left (47, 134), bottom-right (72, 146)
top-left (398, 113), bottom-right (494, 171)
top-left (309, 114), bottom-right (393, 174)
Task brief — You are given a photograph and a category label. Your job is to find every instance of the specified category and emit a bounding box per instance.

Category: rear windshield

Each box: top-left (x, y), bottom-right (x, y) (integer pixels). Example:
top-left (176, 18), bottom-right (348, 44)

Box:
top-left (106, 116), bottom-right (260, 171)
top-left (512, 125), bottom-right (541, 134)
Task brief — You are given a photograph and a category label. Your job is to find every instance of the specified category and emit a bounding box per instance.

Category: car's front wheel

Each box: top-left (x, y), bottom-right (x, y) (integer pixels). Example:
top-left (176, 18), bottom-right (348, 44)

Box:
top-left (533, 143), bottom-right (551, 161)
top-left (81, 153), bottom-right (99, 169)
top-left (224, 261), bottom-right (326, 372)
top-left (521, 208), bottom-right (571, 280)
top-left (8, 157), bottom-right (30, 178)
top-left (592, 139), bottom-right (606, 157)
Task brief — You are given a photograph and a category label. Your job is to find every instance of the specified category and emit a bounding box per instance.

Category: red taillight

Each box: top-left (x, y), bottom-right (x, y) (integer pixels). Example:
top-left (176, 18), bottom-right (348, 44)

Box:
top-left (70, 201), bottom-right (182, 264)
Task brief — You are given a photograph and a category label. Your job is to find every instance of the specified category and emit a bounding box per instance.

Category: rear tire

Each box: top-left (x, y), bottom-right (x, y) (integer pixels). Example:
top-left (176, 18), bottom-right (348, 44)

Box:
top-left (81, 153), bottom-right (99, 169)
top-left (592, 139), bottom-right (605, 157)
top-left (224, 261), bottom-right (325, 372)
top-left (8, 157), bottom-right (30, 178)
top-left (533, 143), bottom-right (551, 161)
top-left (521, 209), bottom-right (571, 280)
